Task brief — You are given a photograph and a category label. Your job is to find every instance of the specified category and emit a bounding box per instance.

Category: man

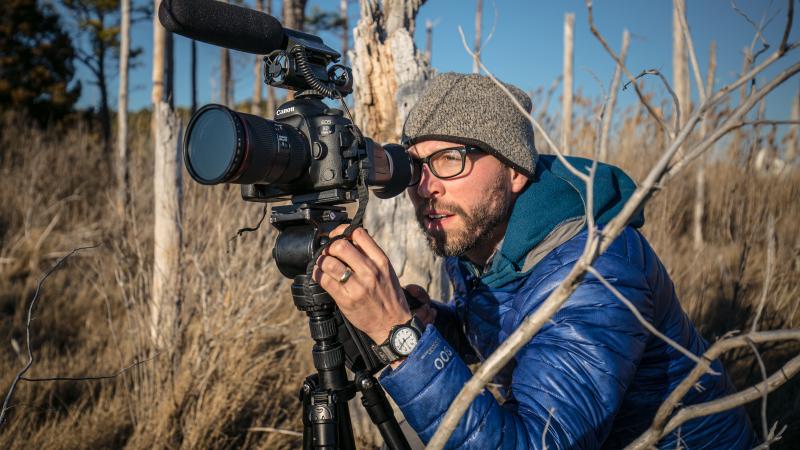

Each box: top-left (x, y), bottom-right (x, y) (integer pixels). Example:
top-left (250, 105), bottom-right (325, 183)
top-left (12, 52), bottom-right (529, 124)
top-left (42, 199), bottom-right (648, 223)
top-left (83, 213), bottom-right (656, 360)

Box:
top-left (312, 73), bottom-right (755, 449)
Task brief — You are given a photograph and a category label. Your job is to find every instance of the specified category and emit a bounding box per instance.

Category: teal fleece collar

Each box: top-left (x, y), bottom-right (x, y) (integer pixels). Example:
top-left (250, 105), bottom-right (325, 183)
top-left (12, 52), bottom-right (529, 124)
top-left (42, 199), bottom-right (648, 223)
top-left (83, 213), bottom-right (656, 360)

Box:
top-left (459, 155), bottom-right (645, 288)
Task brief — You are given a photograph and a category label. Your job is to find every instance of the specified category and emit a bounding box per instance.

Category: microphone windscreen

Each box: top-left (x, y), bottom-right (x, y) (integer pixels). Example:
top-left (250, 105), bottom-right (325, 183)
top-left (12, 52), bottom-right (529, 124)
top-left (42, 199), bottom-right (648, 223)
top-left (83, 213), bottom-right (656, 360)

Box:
top-left (159, 0), bottom-right (285, 54)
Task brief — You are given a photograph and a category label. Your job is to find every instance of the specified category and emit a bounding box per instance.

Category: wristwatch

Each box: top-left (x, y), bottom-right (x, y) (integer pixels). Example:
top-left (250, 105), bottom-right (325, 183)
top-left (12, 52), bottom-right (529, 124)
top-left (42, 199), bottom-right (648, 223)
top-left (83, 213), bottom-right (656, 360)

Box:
top-left (371, 316), bottom-right (426, 365)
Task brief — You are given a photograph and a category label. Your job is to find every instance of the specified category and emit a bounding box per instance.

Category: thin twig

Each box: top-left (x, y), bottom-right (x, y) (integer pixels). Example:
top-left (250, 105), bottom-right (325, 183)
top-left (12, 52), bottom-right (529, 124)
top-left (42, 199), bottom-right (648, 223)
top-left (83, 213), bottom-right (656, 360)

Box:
top-left (647, 351), bottom-right (800, 448)
top-left (20, 354), bottom-right (159, 382)
top-left (626, 330), bottom-right (800, 449)
top-left (248, 426), bottom-right (303, 437)
top-left (623, 69), bottom-right (681, 136)
top-left (0, 245), bottom-right (99, 427)
top-left (587, 0), bottom-right (674, 141)
top-left (778, 0), bottom-right (794, 54)
top-left (745, 338), bottom-right (769, 442)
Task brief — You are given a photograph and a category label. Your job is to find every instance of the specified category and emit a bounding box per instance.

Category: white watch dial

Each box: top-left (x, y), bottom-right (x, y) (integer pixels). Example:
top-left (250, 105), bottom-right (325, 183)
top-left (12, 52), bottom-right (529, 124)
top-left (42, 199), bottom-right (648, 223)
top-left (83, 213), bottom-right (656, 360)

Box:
top-left (391, 327), bottom-right (419, 356)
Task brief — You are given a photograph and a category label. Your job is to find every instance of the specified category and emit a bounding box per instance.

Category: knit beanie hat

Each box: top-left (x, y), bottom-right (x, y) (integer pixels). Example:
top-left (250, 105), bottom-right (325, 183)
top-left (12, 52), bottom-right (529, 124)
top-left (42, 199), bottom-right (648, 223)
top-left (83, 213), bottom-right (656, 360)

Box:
top-left (401, 72), bottom-right (538, 175)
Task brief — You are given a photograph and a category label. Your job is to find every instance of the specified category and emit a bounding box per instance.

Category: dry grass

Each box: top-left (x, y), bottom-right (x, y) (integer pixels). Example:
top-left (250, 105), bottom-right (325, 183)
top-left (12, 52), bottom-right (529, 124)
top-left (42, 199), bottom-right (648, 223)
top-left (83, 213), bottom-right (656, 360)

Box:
top-left (0, 100), bottom-right (798, 448)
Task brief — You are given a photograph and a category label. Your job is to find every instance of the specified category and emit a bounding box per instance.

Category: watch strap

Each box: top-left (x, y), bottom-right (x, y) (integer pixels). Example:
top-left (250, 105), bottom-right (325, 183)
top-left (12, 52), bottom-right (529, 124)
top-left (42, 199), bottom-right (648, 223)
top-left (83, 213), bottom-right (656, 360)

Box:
top-left (372, 316), bottom-right (425, 365)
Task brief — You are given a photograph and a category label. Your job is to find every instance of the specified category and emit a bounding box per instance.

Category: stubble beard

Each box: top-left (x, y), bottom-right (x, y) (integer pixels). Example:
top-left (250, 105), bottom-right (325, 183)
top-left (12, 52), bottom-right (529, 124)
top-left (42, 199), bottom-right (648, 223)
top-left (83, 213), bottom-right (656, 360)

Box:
top-left (414, 172), bottom-right (512, 258)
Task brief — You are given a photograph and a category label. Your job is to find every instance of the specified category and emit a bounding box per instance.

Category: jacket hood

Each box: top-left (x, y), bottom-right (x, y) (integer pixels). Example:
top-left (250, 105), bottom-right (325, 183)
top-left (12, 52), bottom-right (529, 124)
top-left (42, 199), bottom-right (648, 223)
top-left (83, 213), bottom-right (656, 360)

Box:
top-left (464, 155), bottom-right (644, 288)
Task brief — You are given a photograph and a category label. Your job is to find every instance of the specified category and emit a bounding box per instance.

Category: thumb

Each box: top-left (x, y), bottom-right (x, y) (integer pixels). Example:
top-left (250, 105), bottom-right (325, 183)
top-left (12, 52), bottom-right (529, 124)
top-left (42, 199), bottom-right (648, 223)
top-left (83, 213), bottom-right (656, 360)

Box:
top-left (403, 284), bottom-right (431, 309)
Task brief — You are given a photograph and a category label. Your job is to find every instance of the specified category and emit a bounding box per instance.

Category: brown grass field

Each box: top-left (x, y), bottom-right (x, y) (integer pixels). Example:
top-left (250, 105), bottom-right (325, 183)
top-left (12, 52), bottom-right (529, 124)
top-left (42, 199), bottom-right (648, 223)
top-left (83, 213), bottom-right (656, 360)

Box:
top-left (1, 101), bottom-right (798, 448)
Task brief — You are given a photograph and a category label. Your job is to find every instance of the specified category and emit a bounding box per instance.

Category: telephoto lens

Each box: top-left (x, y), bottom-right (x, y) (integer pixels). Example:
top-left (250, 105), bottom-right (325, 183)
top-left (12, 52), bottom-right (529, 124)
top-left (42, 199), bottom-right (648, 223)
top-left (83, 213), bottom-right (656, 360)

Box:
top-left (184, 104), bottom-right (309, 185)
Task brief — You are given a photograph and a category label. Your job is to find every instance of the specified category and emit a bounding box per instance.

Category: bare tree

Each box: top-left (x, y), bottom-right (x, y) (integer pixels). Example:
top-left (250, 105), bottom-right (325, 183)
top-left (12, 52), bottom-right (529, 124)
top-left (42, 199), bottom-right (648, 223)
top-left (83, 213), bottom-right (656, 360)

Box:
top-left (282, 0), bottom-right (308, 101)
top-left (340, 0), bottom-right (349, 65)
top-left (424, 19), bottom-right (433, 65)
top-left (788, 84), bottom-right (799, 162)
top-left (191, 39), bottom-right (198, 113)
top-left (151, 0), bottom-right (182, 349)
top-left (426, 1), bottom-right (800, 447)
top-left (152, 0), bottom-right (166, 126)
top-left (693, 41), bottom-right (715, 250)
top-left (598, 29), bottom-right (629, 161)
top-left (116, 0), bottom-right (131, 218)
top-left (561, 12), bottom-right (574, 154)
top-left (472, 0), bottom-right (482, 74)
top-left (251, 0), bottom-right (265, 115)
top-left (283, 0), bottom-right (308, 29)
top-left (220, 0), bottom-right (232, 107)
top-left (673, 0), bottom-right (690, 128)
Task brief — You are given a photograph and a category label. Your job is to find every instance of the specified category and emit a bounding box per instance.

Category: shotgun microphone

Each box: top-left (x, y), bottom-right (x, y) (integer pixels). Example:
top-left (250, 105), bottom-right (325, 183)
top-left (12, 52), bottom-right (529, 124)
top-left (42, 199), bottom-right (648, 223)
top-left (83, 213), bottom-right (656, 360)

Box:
top-left (158, 0), bottom-right (286, 54)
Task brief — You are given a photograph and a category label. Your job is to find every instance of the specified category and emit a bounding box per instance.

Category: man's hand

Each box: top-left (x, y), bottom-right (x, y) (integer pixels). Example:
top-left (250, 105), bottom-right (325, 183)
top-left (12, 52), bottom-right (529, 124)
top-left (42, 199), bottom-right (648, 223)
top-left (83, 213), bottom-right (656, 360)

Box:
top-left (312, 226), bottom-right (411, 345)
top-left (403, 284), bottom-right (437, 326)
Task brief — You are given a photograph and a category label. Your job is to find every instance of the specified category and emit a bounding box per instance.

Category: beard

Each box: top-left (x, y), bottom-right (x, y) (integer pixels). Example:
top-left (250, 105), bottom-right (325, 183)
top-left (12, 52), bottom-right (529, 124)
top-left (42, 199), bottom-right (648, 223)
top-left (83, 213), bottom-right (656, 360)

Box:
top-left (414, 171), bottom-right (513, 258)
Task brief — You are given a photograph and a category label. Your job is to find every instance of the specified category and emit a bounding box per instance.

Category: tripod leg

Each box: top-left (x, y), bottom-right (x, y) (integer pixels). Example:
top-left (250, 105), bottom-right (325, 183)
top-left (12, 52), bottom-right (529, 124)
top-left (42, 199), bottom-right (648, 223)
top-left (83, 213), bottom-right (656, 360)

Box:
top-left (301, 376), bottom-right (316, 450)
top-left (356, 372), bottom-right (411, 450)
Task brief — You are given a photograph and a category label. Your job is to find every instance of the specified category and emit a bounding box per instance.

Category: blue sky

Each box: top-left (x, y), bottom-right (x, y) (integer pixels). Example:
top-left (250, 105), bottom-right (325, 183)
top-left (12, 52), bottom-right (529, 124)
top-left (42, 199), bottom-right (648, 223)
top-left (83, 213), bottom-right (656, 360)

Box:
top-left (76, 0), bottom-right (799, 121)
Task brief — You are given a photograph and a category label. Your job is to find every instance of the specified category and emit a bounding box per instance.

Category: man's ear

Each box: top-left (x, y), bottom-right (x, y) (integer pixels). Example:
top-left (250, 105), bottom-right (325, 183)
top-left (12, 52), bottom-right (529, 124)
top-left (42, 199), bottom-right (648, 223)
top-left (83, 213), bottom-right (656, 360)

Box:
top-left (509, 168), bottom-right (529, 194)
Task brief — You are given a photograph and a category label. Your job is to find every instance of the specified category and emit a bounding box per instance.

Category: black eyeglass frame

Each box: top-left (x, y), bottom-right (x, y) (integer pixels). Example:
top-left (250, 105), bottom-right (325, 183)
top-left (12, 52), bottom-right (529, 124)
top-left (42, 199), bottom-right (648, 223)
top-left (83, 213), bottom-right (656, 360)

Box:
top-left (408, 145), bottom-right (484, 186)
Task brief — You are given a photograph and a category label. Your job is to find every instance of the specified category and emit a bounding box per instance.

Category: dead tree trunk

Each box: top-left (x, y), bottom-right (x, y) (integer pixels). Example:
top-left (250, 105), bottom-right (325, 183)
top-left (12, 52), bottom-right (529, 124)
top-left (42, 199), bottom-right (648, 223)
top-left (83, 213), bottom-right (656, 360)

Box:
top-left (283, 0), bottom-right (308, 101)
top-left (788, 84), bottom-right (799, 163)
top-left (351, 0), bottom-right (445, 440)
top-left (599, 29), bottom-right (629, 162)
top-left (151, 0), bottom-right (165, 133)
top-left (340, 0), bottom-right (349, 65)
top-left (116, 0), bottom-right (131, 219)
top-left (218, 0), bottom-right (232, 106)
top-left (693, 41), bottom-right (715, 251)
top-left (672, 0), bottom-right (690, 128)
top-left (151, 1), bottom-right (182, 349)
top-left (191, 39), bottom-right (197, 114)
top-left (152, 102), bottom-right (183, 349)
top-left (424, 19), bottom-right (433, 65)
top-left (472, 0), bottom-right (482, 74)
top-left (561, 12), bottom-right (574, 155)
top-left (252, 0), bottom-right (265, 115)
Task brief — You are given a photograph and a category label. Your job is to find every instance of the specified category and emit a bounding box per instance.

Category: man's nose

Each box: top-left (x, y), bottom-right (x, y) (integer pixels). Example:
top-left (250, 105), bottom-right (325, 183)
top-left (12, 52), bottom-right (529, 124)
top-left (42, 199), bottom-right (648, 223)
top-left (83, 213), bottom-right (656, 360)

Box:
top-left (414, 165), bottom-right (443, 198)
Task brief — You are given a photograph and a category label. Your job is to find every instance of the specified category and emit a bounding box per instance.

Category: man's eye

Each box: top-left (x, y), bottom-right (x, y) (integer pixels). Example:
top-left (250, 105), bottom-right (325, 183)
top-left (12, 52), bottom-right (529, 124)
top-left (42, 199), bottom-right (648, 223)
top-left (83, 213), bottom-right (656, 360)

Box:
top-left (440, 153), bottom-right (461, 162)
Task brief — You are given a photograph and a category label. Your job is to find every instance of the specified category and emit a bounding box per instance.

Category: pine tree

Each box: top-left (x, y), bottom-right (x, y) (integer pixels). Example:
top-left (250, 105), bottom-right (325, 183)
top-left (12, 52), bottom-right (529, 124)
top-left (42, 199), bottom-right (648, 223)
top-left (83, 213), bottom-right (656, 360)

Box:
top-left (0, 0), bottom-right (81, 124)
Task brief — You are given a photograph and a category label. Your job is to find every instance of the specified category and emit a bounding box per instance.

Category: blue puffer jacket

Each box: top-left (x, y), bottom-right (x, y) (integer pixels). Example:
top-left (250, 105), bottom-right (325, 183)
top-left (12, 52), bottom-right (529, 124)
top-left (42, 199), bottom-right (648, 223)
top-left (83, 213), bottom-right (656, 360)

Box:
top-left (380, 156), bottom-right (755, 449)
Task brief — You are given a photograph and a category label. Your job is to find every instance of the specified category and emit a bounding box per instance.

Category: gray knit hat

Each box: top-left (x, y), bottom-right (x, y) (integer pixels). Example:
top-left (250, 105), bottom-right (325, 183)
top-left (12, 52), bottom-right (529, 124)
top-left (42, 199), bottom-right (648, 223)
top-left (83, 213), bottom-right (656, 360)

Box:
top-left (402, 72), bottom-right (537, 175)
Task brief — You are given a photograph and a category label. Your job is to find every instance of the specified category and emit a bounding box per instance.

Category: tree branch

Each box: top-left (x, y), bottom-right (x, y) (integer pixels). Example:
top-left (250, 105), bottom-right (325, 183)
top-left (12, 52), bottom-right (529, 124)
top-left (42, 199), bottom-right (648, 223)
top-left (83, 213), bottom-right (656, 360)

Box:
top-left (426, 3), bottom-right (800, 447)
top-left (626, 330), bottom-right (800, 449)
top-left (623, 69), bottom-right (681, 136)
top-left (1, 245), bottom-right (98, 426)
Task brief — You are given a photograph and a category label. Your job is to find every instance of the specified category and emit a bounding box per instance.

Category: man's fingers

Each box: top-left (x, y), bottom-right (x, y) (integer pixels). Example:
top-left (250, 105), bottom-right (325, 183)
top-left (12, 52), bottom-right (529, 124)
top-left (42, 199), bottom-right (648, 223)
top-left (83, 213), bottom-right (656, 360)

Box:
top-left (350, 228), bottom-right (390, 269)
top-left (325, 238), bottom-right (378, 277)
top-left (328, 224), bottom-right (349, 238)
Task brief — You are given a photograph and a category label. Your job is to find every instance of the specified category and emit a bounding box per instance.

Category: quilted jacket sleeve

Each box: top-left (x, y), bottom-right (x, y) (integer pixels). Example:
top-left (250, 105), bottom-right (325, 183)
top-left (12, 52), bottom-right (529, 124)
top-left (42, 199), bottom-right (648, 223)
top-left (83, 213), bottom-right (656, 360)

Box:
top-left (380, 251), bottom-right (653, 449)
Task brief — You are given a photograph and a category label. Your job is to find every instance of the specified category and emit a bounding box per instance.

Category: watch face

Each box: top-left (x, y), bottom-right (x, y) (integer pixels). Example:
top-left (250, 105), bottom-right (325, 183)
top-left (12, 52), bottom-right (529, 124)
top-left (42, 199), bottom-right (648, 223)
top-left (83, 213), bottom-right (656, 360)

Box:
top-left (391, 327), bottom-right (419, 356)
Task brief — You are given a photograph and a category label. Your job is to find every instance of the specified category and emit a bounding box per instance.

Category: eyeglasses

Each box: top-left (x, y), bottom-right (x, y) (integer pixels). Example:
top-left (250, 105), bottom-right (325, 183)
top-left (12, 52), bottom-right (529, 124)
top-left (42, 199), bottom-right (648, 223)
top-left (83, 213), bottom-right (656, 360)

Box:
top-left (408, 146), bottom-right (483, 186)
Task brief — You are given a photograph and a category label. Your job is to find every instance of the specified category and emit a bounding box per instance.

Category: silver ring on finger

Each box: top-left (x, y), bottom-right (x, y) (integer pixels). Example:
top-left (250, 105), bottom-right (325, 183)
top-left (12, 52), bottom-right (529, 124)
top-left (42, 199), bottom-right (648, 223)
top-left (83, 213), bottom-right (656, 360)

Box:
top-left (338, 266), bottom-right (353, 284)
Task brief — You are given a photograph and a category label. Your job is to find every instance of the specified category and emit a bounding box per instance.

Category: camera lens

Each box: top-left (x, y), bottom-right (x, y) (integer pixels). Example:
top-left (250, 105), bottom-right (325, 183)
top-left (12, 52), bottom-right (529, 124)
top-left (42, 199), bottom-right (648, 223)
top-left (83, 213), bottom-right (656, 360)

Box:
top-left (184, 104), bottom-right (309, 185)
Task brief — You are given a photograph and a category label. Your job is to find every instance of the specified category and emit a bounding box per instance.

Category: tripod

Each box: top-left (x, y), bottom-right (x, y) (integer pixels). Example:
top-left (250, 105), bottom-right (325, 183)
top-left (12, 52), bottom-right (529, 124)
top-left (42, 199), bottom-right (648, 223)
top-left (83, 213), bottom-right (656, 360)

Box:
top-left (271, 201), bottom-right (410, 450)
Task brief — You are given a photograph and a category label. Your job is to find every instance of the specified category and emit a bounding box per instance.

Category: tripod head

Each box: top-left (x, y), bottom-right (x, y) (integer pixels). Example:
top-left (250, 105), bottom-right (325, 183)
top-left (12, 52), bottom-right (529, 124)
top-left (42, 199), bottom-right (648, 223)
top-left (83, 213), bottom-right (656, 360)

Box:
top-left (270, 202), bottom-right (387, 375)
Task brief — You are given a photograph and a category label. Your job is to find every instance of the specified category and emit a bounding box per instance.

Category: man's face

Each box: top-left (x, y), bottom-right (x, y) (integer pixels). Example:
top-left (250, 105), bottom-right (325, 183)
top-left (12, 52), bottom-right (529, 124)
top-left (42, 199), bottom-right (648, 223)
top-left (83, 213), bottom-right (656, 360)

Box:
top-left (406, 140), bottom-right (527, 261)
